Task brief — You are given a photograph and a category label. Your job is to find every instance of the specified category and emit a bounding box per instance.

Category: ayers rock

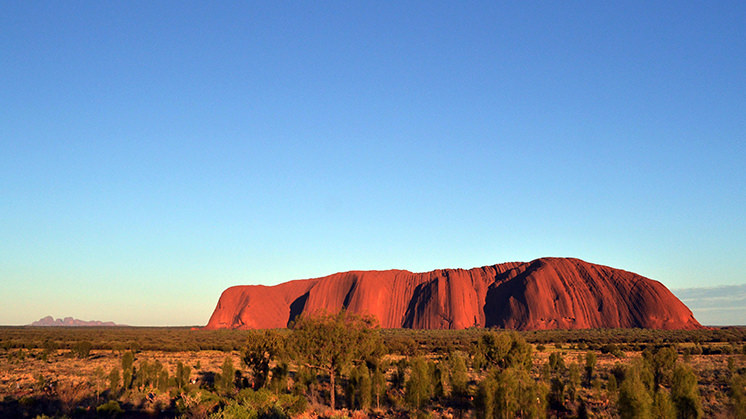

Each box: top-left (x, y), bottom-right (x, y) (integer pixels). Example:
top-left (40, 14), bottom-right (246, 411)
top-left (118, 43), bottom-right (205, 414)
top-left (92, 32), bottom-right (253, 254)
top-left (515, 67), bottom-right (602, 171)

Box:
top-left (206, 258), bottom-right (702, 330)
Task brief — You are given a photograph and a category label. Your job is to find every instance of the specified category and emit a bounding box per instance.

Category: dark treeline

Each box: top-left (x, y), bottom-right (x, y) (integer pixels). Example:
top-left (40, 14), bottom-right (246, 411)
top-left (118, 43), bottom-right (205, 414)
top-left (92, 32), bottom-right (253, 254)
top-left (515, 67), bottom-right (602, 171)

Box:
top-left (2, 325), bottom-right (745, 353)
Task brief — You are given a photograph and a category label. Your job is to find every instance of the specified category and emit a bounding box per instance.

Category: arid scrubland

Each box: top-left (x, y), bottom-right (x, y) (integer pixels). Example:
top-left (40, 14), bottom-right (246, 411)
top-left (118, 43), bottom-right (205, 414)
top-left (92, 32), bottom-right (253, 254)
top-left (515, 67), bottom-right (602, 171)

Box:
top-left (1, 320), bottom-right (744, 418)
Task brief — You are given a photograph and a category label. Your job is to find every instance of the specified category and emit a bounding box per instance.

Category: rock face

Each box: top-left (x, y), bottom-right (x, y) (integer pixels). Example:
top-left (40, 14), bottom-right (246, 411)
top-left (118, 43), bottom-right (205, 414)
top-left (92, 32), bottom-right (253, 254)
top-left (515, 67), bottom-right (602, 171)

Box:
top-left (30, 316), bottom-right (120, 327)
top-left (206, 258), bottom-right (702, 330)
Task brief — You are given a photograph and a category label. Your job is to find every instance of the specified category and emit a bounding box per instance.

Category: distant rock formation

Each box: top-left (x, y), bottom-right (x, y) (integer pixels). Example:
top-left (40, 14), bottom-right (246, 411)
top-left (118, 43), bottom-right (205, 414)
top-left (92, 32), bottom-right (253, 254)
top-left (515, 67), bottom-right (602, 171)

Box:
top-left (206, 257), bottom-right (702, 330)
top-left (29, 316), bottom-right (121, 327)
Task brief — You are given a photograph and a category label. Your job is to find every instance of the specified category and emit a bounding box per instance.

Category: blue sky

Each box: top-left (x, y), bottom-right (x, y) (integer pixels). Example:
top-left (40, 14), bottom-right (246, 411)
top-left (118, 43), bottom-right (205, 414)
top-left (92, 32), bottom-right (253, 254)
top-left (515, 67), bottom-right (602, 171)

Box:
top-left (1, 2), bottom-right (744, 326)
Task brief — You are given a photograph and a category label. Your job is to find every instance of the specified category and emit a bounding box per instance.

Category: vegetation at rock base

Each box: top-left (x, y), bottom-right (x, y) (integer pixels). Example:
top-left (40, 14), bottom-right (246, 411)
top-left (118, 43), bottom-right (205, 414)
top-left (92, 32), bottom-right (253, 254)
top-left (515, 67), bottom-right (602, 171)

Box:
top-left (287, 310), bottom-right (383, 410)
top-left (0, 325), bottom-right (744, 417)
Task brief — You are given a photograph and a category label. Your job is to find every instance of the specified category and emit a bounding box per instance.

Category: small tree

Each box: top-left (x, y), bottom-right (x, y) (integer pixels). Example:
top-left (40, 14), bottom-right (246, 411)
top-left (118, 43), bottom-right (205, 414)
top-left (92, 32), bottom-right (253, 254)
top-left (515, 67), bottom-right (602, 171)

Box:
top-left (293, 365), bottom-right (316, 399)
top-left (474, 331), bottom-right (533, 371)
top-left (618, 362), bottom-right (653, 419)
top-left (108, 366), bottom-right (121, 394)
top-left (135, 360), bottom-right (150, 390)
top-left (155, 360), bottom-right (170, 392)
top-left (730, 372), bottom-right (746, 418)
top-left (72, 341), bottom-right (92, 359)
top-left (671, 363), bottom-right (702, 419)
top-left (584, 352), bottom-right (597, 386)
top-left (652, 389), bottom-right (676, 419)
top-left (243, 330), bottom-right (282, 390)
top-left (475, 373), bottom-right (497, 419)
top-left (434, 360), bottom-right (450, 398)
top-left (359, 364), bottom-right (373, 411)
top-left (289, 310), bottom-right (383, 411)
top-left (549, 376), bottom-right (566, 412)
top-left (568, 362), bottom-right (581, 401)
top-left (449, 351), bottom-right (469, 396)
top-left (607, 373), bottom-right (618, 395)
top-left (644, 346), bottom-right (677, 391)
top-left (477, 367), bottom-right (547, 419)
top-left (175, 361), bottom-right (191, 392)
top-left (372, 363), bottom-right (386, 410)
top-left (121, 351), bottom-right (135, 390)
top-left (270, 362), bottom-right (289, 394)
top-left (405, 357), bottom-right (433, 410)
top-left (347, 363), bottom-right (372, 411)
top-left (91, 367), bottom-right (106, 403)
top-left (217, 356), bottom-right (236, 396)
top-left (549, 352), bottom-right (565, 374)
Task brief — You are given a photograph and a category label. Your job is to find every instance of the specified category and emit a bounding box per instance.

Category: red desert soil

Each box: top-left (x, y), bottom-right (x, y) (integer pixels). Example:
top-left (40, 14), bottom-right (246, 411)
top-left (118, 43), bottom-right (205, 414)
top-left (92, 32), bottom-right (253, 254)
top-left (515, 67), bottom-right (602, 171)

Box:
top-left (206, 257), bottom-right (702, 330)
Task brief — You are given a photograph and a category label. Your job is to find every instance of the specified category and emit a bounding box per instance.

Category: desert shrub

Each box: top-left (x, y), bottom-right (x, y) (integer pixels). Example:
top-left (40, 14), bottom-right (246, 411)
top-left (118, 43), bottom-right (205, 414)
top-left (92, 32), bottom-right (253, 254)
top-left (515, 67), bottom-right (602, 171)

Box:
top-left (434, 359), bottom-right (450, 398)
top-left (216, 388), bottom-right (306, 418)
top-left (174, 361), bottom-right (191, 392)
top-left (108, 366), bottom-right (121, 393)
top-left (607, 374), bottom-right (618, 394)
top-left (405, 356), bottom-right (433, 410)
top-left (386, 335), bottom-right (419, 356)
top-left (475, 373), bottom-right (496, 419)
top-left (601, 343), bottom-right (625, 358)
top-left (392, 358), bottom-right (407, 391)
top-left (71, 340), bottom-right (92, 358)
top-left (121, 351), bottom-right (135, 390)
top-left (584, 352), bottom-right (597, 386)
top-left (610, 362), bottom-right (626, 384)
top-left (136, 359), bottom-right (162, 391)
top-left (371, 362), bottom-right (387, 410)
top-left (449, 351), bottom-right (469, 396)
top-left (216, 356), bottom-right (235, 396)
top-left (549, 376), bottom-right (566, 412)
top-left (476, 367), bottom-right (547, 419)
top-left (89, 366), bottom-right (107, 403)
top-left (618, 361), bottom-right (653, 419)
top-left (97, 400), bottom-right (124, 416)
top-left (292, 366), bottom-right (316, 399)
top-left (288, 310), bottom-right (383, 411)
top-left (643, 346), bottom-right (677, 390)
top-left (671, 363), bottom-right (702, 419)
top-left (346, 363), bottom-right (372, 410)
top-left (473, 331), bottom-right (533, 371)
top-left (41, 339), bottom-right (57, 362)
top-left (567, 362), bottom-right (581, 401)
top-left (652, 389), bottom-right (676, 419)
top-left (730, 372), bottom-right (746, 418)
top-left (155, 361), bottom-right (170, 392)
top-left (243, 330), bottom-right (283, 390)
top-left (548, 352), bottom-right (565, 373)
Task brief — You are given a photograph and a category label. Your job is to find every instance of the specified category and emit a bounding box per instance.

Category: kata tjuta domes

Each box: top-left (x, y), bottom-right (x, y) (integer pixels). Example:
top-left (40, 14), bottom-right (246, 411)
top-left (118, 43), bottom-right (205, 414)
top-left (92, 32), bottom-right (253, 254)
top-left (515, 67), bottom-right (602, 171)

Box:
top-left (206, 257), bottom-right (702, 331)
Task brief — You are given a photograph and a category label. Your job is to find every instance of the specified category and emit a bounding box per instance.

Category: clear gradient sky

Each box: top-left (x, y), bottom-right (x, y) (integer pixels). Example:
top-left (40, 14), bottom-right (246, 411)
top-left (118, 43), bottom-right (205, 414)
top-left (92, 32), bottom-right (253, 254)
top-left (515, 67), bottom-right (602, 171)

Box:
top-left (1, 2), bottom-right (744, 326)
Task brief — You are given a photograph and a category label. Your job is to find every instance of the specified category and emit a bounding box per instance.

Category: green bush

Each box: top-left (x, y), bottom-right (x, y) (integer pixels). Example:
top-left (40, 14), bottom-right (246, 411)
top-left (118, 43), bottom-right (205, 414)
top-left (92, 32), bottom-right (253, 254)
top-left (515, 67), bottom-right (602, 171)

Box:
top-left (216, 356), bottom-right (236, 396)
top-left (730, 372), bottom-right (746, 418)
top-left (96, 400), bottom-right (124, 416)
top-left (652, 390), bottom-right (676, 419)
top-left (671, 363), bottom-right (702, 419)
top-left (476, 367), bottom-right (547, 419)
top-left (405, 356), bottom-right (433, 410)
top-left (618, 361), bottom-right (653, 419)
top-left (449, 351), bottom-right (469, 396)
top-left (121, 351), bottom-right (135, 390)
top-left (584, 352), bottom-right (597, 386)
top-left (473, 331), bottom-right (533, 371)
top-left (71, 341), bottom-right (92, 358)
